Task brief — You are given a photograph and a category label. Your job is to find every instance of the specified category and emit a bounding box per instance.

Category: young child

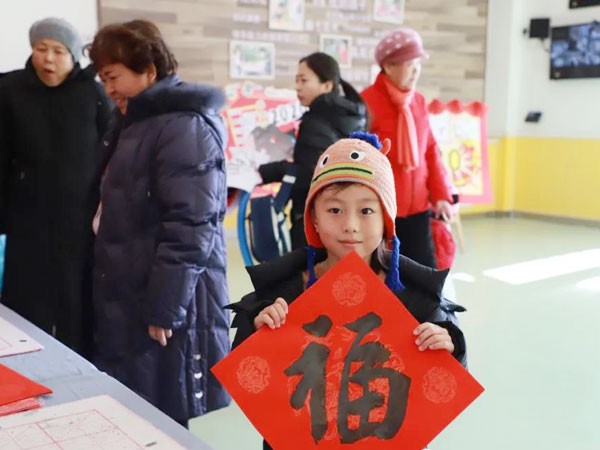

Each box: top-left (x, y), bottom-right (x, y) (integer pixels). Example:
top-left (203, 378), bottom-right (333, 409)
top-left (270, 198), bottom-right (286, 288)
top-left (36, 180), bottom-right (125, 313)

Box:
top-left (230, 131), bottom-right (466, 449)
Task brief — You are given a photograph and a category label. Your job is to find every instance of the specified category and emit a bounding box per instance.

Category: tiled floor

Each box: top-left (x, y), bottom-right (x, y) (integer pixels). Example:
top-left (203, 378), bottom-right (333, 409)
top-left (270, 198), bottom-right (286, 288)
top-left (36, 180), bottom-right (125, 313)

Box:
top-left (191, 216), bottom-right (600, 450)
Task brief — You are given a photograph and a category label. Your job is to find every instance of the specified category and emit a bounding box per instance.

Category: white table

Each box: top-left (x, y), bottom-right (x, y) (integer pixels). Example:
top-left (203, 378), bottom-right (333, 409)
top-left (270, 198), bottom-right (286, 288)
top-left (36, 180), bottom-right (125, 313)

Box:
top-left (0, 303), bottom-right (213, 449)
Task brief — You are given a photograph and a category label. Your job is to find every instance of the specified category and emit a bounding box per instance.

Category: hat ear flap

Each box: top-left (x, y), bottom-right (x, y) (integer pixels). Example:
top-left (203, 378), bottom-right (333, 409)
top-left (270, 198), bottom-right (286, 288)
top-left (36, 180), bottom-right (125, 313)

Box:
top-left (381, 138), bottom-right (392, 156)
top-left (306, 246), bottom-right (318, 289)
top-left (384, 236), bottom-right (404, 292)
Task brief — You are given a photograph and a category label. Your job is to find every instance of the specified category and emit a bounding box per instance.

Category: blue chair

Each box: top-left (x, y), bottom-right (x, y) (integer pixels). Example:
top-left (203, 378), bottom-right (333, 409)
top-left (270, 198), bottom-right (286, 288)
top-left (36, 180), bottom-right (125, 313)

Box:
top-left (0, 234), bottom-right (6, 293)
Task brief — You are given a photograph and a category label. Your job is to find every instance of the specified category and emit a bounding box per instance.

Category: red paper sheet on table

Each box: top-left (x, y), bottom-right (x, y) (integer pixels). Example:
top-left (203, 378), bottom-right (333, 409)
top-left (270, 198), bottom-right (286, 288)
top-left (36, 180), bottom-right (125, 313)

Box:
top-left (212, 252), bottom-right (484, 450)
top-left (0, 397), bottom-right (42, 416)
top-left (0, 363), bottom-right (52, 406)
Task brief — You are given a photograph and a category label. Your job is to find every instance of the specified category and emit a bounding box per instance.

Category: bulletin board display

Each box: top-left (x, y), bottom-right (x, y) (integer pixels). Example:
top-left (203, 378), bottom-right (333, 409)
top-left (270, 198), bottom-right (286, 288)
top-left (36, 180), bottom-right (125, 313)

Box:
top-left (99, 0), bottom-right (488, 102)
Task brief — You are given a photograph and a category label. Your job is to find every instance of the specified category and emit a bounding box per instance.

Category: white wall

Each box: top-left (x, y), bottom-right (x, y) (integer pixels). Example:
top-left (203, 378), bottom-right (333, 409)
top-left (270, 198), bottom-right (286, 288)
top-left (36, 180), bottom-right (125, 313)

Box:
top-left (0, 0), bottom-right (97, 72)
top-left (486, 0), bottom-right (600, 138)
top-left (484, 0), bottom-right (518, 138)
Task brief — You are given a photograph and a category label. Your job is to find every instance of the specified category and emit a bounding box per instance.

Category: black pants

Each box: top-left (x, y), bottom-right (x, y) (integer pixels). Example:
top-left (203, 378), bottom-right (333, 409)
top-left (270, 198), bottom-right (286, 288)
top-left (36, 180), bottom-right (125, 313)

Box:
top-left (395, 211), bottom-right (437, 269)
top-left (176, 419), bottom-right (189, 429)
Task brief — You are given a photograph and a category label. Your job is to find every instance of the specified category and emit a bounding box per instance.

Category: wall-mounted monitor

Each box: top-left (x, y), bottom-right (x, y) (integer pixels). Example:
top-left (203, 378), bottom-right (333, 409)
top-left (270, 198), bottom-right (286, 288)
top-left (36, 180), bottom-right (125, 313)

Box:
top-left (569, 0), bottom-right (600, 8)
top-left (550, 21), bottom-right (600, 79)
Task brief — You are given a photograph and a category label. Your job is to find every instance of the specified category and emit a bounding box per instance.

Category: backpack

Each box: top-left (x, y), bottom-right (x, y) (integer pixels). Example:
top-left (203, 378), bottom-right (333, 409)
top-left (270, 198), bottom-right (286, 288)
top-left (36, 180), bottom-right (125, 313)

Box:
top-left (247, 170), bottom-right (296, 264)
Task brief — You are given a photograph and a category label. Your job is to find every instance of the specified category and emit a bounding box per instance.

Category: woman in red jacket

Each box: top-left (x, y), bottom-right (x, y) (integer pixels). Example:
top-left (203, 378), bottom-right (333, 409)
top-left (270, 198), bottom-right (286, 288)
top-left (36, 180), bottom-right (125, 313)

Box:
top-left (361, 27), bottom-right (453, 268)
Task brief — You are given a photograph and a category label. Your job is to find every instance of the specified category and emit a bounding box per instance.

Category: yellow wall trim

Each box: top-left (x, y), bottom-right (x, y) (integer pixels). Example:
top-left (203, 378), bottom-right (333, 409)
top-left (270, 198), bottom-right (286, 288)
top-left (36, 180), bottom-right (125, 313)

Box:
top-left (462, 136), bottom-right (600, 221)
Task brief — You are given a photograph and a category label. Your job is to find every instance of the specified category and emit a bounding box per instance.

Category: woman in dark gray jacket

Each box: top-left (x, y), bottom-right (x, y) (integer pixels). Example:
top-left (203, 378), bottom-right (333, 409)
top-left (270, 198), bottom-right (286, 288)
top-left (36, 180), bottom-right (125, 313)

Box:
top-left (89, 20), bottom-right (230, 426)
top-left (258, 52), bottom-right (366, 249)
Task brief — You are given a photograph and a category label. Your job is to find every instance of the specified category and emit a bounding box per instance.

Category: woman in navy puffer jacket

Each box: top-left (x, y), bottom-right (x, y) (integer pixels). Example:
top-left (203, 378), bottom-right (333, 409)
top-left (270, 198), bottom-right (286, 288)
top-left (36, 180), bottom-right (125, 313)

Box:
top-left (89, 20), bottom-right (230, 426)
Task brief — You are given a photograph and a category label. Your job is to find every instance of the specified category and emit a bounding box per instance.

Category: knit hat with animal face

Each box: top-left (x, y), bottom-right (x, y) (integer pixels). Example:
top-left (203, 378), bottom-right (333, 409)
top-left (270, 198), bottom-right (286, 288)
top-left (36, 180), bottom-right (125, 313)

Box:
top-left (304, 131), bottom-right (403, 291)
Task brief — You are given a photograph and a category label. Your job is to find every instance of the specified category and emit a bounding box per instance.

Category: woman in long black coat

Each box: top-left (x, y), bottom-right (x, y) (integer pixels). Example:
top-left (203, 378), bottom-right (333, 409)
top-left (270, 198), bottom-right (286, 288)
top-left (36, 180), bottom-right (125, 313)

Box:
top-left (89, 20), bottom-right (231, 425)
top-left (0, 18), bottom-right (111, 357)
top-left (258, 52), bottom-right (366, 249)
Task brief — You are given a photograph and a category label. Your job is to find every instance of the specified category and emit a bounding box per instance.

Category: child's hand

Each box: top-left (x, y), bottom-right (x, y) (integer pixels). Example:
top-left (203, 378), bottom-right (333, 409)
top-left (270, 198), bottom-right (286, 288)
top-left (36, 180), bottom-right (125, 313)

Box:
top-left (148, 325), bottom-right (173, 346)
top-left (413, 322), bottom-right (454, 353)
top-left (254, 297), bottom-right (289, 330)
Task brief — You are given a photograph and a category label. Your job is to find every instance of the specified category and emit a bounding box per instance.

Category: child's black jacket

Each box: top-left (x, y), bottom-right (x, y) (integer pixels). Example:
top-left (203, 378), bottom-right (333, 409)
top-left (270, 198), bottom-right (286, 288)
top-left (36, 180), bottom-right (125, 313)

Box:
top-left (229, 248), bottom-right (467, 366)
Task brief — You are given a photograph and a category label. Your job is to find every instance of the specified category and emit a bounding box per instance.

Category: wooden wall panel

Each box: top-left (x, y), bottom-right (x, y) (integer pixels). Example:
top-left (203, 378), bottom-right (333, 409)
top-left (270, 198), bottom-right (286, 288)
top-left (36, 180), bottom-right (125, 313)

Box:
top-left (98, 0), bottom-right (488, 101)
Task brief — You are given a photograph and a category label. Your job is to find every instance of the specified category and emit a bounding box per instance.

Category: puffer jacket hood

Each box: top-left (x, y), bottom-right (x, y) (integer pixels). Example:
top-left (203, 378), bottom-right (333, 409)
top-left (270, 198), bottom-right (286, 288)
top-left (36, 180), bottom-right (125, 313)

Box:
top-left (124, 75), bottom-right (225, 126)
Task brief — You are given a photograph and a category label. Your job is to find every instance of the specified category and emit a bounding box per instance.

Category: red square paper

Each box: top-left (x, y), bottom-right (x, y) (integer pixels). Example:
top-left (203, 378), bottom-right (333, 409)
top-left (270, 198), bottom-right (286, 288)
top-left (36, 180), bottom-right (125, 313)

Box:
top-left (0, 363), bottom-right (52, 406)
top-left (212, 252), bottom-right (483, 450)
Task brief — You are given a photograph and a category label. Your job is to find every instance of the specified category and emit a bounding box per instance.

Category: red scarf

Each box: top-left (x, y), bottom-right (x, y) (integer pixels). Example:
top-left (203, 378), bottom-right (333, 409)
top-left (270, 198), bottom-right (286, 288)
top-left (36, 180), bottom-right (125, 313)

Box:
top-left (382, 75), bottom-right (419, 171)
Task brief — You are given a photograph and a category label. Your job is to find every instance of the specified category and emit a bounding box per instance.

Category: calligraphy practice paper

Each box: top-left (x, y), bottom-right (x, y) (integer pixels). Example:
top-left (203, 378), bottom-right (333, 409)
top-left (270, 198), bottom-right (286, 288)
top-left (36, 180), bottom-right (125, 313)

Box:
top-left (0, 316), bottom-right (43, 357)
top-left (0, 395), bottom-right (187, 449)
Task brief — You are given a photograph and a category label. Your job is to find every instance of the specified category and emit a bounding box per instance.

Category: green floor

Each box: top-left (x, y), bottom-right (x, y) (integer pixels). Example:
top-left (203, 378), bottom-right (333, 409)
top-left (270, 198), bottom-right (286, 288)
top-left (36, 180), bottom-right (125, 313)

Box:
top-left (191, 216), bottom-right (600, 449)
